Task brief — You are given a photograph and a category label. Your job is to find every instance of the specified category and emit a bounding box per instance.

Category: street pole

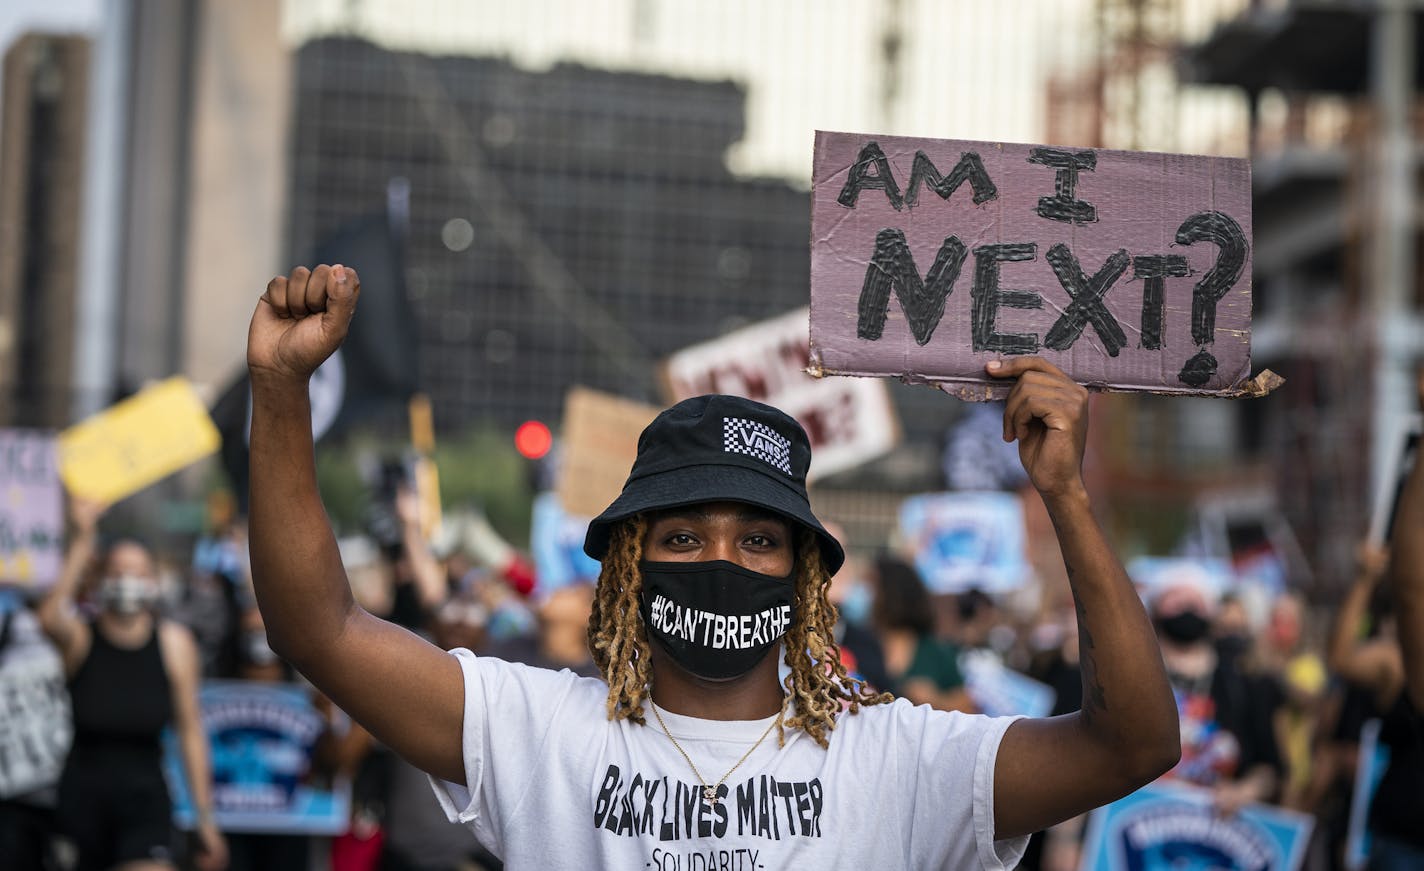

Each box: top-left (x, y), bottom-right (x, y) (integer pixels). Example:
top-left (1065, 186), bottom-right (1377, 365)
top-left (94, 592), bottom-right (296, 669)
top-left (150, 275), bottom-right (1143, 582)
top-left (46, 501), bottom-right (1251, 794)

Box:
top-left (1370, 0), bottom-right (1419, 517)
top-left (71, 0), bottom-right (131, 421)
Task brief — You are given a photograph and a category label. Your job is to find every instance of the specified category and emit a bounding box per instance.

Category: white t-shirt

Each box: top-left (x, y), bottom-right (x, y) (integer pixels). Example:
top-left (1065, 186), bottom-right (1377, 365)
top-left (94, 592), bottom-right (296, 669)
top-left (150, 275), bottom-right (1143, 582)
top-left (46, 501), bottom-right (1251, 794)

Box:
top-left (430, 648), bottom-right (1028, 870)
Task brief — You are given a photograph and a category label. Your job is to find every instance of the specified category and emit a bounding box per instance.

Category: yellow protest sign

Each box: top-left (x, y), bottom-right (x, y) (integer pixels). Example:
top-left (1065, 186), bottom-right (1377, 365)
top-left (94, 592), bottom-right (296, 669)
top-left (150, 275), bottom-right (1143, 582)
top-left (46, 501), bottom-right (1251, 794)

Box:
top-left (58, 377), bottom-right (221, 503)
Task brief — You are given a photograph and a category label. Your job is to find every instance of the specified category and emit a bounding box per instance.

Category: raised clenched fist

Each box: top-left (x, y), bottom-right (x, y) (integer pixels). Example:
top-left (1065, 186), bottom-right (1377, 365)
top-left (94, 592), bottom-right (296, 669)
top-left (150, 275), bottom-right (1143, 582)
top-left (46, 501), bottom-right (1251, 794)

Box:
top-left (247, 264), bottom-right (361, 383)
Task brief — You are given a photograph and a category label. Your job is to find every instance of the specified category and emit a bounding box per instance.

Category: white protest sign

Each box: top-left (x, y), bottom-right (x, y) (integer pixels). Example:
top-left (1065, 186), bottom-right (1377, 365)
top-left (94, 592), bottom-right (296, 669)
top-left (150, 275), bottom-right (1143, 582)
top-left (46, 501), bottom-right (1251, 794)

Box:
top-left (0, 605), bottom-right (72, 797)
top-left (662, 307), bottom-right (899, 480)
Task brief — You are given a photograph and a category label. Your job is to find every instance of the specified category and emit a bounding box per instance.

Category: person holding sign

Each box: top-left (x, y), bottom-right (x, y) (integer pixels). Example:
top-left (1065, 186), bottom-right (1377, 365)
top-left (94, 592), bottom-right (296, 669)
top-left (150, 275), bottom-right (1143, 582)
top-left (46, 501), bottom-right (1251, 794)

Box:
top-left (245, 264), bottom-right (1179, 867)
top-left (37, 500), bottom-right (227, 871)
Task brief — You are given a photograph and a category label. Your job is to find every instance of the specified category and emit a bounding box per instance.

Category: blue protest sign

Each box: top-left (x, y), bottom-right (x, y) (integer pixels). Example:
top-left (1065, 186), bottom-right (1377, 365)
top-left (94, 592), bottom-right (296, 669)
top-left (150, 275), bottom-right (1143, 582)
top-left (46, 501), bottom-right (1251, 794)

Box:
top-left (1081, 781), bottom-right (1313, 871)
top-left (960, 649), bottom-right (1055, 718)
top-left (163, 680), bottom-right (351, 834)
top-left (531, 492), bottom-right (603, 593)
top-left (898, 492), bottom-right (1029, 595)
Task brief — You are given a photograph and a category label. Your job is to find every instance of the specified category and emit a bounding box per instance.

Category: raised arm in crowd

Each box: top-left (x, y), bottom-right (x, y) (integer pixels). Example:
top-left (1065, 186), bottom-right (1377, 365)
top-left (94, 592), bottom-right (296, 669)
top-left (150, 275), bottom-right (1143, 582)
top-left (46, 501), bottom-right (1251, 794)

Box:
top-left (245, 263), bottom-right (1179, 866)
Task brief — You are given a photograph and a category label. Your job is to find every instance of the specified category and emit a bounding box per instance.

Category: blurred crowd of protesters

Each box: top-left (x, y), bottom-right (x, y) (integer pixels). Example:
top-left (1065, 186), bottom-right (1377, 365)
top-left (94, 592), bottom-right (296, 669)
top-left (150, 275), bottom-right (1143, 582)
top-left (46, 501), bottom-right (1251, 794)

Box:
top-left (0, 385), bottom-right (1421, 871)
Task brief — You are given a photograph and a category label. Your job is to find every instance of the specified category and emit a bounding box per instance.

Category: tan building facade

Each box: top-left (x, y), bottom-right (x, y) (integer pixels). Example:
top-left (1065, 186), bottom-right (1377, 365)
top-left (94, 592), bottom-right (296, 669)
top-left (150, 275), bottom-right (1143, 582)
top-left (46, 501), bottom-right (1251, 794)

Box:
top-left (0, 34), bottom-right (90, 428)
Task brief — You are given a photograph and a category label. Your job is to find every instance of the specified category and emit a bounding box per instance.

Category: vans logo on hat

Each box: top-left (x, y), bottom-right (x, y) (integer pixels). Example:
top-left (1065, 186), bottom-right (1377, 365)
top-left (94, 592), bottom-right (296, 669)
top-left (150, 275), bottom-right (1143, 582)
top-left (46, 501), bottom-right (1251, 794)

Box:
top-left (722, 417), bottom-right (793, 476)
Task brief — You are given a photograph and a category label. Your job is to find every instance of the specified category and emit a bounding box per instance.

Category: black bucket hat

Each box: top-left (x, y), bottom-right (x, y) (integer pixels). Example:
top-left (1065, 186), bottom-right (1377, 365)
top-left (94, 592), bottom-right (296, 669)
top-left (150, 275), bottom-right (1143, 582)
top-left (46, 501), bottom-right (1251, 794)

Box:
top-left (583, 394), bottom-right (845, 573)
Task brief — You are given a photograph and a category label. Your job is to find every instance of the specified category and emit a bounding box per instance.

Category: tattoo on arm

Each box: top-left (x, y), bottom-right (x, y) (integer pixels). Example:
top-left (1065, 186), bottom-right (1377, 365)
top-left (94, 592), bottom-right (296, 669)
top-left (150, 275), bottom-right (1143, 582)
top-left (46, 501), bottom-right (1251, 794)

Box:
top-left (1068, 561), bottom-right (1108, 724)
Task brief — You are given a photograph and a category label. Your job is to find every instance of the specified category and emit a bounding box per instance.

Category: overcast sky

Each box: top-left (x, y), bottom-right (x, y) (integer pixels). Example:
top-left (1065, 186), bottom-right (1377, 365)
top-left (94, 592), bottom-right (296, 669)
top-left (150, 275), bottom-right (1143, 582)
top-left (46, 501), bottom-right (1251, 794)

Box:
top-left (1, 0), bottom-right (1240, 183)
top-left (282, 0), bottom-right (1097, 182)
top-left (0, 0), bottom-right (100, 57)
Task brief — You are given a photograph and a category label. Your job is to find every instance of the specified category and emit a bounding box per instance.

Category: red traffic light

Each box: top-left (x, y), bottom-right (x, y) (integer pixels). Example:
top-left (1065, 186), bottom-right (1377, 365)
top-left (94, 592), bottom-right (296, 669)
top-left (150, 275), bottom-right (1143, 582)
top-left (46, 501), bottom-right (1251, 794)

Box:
top-left (514, 420), bottom-right (553, 460)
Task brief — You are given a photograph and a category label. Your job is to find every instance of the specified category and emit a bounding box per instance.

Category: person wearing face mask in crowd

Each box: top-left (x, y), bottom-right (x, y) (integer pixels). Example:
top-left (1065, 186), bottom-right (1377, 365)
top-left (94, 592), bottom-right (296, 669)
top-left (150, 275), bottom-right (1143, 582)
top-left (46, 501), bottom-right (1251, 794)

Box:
top-left (821, 523), bottom-right (891, 695)
top-left (871, 556), bottom-right (974, 712)
top-left (242, 263), bottom-right (1182, 868)
top-left (1150, 582), bottom-right (1282, 816)
top-left (37, 497), bottom-right (227, 871)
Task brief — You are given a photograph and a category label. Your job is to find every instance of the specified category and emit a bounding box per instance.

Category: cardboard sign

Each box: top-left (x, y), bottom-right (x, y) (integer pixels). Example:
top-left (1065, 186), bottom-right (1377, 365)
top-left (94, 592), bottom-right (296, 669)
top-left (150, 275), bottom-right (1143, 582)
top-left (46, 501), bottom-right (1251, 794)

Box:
top-left (0, 601), bottom-right (72, 798)
top-left (59, 377), bottom-right (221, 504)
top-left (163, 680), bottom-right (351, 834)
top-left (810, 131), bottom-right (1272, 399)
top-left (555, 387), bottom-right (660, 519)
top-left (0, 431), bottom-right (64, 586)
top-left (662, 307), bottom-right (899, 480)
top-left (898, 492), bottom-right (1030, 594)
top-left (1081, 782), bottom-right (1313, 871)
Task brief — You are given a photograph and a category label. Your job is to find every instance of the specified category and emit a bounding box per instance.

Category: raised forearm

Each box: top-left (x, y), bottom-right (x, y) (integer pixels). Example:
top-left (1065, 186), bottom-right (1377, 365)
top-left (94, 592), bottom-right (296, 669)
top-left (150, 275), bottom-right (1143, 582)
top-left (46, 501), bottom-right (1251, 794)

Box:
top-left (1327, 569), bottom-right (1375, 674)
top-left (179, 717), bottom-right (216, 824)
top-left (401, 516), bottom-right (448, 609)
top-left (987, 358), bottom-right (1180, 837)
top-left (1048, 488), bottom-right (1180, 783)
top-left (37, 526), bottom-right (96, 642)
top-left (247, 376), bottom-right (355, 663)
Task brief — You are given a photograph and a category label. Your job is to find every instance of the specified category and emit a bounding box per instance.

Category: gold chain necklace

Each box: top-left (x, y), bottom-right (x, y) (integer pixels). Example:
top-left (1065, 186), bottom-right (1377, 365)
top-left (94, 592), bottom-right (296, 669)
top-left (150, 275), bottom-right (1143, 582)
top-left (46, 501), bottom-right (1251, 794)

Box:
top-left (650, 698), bottom-right (787, 807)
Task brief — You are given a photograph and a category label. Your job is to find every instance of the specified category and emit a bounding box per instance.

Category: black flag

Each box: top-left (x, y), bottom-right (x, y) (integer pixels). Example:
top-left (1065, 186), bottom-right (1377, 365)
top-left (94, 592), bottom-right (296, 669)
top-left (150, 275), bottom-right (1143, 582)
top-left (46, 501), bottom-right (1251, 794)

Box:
top-left (312, 211), bottom-right (419, 431)
top-left (211, 209), bottom-right (418, 510)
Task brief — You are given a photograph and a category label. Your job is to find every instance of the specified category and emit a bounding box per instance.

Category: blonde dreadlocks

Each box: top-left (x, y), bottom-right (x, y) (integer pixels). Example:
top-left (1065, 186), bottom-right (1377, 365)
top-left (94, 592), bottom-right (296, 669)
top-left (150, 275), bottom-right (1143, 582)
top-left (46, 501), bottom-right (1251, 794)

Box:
top-left (586, 515), bottom-right (891, 747)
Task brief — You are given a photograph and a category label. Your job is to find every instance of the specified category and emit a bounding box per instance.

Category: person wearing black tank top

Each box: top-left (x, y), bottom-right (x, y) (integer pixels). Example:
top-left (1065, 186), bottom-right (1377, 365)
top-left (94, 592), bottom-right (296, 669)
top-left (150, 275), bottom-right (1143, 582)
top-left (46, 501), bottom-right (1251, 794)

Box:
top-left (38, 498), bottom-right (227, 871)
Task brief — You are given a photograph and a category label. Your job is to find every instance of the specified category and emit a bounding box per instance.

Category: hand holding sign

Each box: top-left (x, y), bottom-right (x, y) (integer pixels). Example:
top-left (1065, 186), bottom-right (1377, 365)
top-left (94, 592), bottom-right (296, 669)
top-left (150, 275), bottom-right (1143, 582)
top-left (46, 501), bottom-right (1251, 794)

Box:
top-left (987, 357), bottom-right (1088, 503)
top-left (1355, 541), bottom-right (1390, 584)
top-left (66, 494), bottom-right (108, 539)
top-left (249, 264), bottom-right (362, 384)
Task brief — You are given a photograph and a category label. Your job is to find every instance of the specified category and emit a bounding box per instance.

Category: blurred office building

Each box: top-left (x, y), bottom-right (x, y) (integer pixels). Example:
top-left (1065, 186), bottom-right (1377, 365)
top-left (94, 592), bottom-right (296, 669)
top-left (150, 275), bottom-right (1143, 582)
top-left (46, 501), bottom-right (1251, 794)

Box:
top-left (1046, 0), bottom-right (1424, 584)
top-left (285, 36), bottom-right (953, 474)
top-left (0, 34), bottom-right (89, 429)
top-left (1176, 1), bottom-right (1424, 581)
top-left (0, 0), bottom-right (288, 427)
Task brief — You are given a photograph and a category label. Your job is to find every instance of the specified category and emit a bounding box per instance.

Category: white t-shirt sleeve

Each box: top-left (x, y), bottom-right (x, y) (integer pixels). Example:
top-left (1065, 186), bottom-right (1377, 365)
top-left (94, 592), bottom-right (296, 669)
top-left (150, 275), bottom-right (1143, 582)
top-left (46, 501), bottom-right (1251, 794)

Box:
top-left (427, 647), bottom-right (594, 850)
top-left (970, 715), bottom-right (1028, 871)
top-left (885, 701), bottom-right (1028, 870)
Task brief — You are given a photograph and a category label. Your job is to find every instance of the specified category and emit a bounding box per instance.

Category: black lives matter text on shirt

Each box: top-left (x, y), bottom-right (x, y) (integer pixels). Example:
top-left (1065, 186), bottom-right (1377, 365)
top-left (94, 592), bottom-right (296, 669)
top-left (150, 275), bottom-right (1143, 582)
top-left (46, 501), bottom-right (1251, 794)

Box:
top-left (593, 764), bottom-right (824, 850)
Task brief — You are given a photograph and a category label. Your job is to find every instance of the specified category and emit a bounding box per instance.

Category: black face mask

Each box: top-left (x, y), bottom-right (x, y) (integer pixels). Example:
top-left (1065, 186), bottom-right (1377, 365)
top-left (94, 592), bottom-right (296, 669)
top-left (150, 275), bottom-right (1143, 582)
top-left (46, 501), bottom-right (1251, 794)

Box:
top-left (1157, 611), bottom-right (1211, 645)
top-left (639, 560), bottom-right (794, 680)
